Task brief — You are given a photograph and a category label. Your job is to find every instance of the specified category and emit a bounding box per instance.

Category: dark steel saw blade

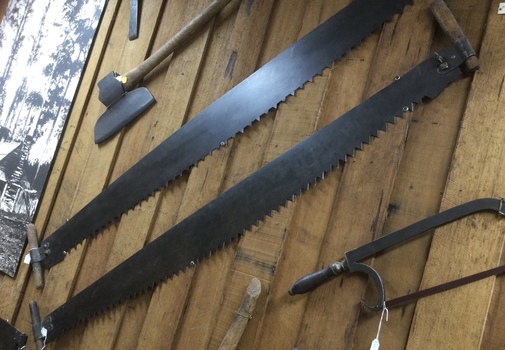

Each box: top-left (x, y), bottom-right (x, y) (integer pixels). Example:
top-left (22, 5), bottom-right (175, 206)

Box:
top-left (41, 44), bottom-right (467, 341)
top-left (37, 0), bottom-right (412, 269)
top-left (0, 317), bottom-right (27, 350)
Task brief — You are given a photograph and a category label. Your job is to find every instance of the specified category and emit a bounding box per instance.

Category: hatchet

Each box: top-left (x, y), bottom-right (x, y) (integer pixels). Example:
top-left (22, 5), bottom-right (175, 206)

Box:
top-left (95, 0), bottom-right (235, 144)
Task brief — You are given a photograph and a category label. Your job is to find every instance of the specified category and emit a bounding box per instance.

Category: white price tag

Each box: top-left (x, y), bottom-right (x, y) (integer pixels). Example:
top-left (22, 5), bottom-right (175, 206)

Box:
top-left (23, 253), bottom-right (31, 265)
top-left (499, 2), bottom-right (505, 14)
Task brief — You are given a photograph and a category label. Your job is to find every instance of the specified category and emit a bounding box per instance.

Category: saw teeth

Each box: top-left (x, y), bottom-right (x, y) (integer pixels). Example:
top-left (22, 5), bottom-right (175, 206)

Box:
top-left (52, 106), bottom-right (410, 337)
top-left (40, 1), bottom-right (416, 274)
top-left (42, 2), bottom-right (427, 338)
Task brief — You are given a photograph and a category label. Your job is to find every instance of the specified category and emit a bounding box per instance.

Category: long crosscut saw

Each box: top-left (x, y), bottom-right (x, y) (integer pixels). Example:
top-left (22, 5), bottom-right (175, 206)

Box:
top-left (30, 0), bottom-right (413, 271)
top-left (31, 1), bottom-right (479, 341)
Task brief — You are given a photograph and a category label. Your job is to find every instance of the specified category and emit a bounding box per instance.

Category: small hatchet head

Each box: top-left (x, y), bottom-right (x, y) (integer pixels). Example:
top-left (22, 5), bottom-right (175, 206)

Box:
top-left (94, 86), bottom-right (155, 144)
top-left (97, 71), bottom-right (126, 107)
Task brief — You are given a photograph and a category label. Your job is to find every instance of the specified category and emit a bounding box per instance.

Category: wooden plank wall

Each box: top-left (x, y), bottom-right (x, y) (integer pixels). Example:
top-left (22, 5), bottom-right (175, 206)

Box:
top-left (1, 0), bottom-right (505, 349)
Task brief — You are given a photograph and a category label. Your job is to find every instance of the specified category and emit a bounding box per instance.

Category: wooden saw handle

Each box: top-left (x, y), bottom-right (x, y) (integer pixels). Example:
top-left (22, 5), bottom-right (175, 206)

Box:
top-left (430, 0), bottom-right (479, 72)
top-left (26, 224), bottom-right (44, 290)
top-left (122, 0), bottom-right (235, 91)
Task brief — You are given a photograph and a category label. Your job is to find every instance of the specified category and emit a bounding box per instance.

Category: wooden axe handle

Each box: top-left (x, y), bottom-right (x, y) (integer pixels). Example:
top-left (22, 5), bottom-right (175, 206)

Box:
top-left (430, 0), bottom-right (479, 72)
top-left (26, 224), bottom-right (44, 290)
top-left (218, 278), bottom-right (261, 350)
top-left (122, 0), bottom-right (234, 91)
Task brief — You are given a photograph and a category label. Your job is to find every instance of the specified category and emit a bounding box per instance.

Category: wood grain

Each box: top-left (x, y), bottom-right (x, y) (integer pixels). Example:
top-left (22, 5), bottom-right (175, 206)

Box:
top-left (2, 0), bottom-right (504, 349)
top-left (407, 1), bottom-right (505, 348)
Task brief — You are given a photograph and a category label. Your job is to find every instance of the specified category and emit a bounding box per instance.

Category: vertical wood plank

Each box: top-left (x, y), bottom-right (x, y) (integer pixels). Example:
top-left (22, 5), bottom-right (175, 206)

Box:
top-left (352, 0), bottom-right (491, 348)
top-left (134, 1), bottom-right (273, 348)
top-left (407, 1), bottom-right (505, 348)
top-left (294, 1), bottom-right (436, 348)
top-left (4, 1), bottom-right (502, 349)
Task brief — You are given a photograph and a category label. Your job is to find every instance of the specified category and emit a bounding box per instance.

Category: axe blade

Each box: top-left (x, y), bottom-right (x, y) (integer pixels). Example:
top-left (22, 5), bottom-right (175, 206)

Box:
top-left (94, 87), bottom-right (155, 144)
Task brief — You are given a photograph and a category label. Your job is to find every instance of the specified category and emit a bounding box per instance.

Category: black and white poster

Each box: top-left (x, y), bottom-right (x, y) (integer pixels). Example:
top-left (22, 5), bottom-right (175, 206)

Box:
top-left (0, 0), bottom-right (105, 276)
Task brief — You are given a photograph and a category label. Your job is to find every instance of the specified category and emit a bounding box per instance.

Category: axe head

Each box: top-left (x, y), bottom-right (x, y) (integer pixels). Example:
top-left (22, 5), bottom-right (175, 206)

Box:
top-left (98, 71), bottom-right (125, 107)
top-left (94, 86), bottom-right (155, 144)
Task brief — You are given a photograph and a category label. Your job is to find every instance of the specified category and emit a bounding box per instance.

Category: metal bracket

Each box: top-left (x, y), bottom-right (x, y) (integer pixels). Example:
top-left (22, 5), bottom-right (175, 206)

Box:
top-left (453, 36), bottom-right (476, 63)
top-left (434, 52), bottom-right (456, 74)
top-left (29, 243), bottom-right (50, 265)
top-left (498, 198), bottom-right (505, 216)
top-left (29, 248), bottom-right (45, 264)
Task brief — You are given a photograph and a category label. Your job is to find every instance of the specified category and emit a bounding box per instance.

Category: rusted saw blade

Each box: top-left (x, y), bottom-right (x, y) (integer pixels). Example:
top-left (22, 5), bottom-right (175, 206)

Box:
top-left (35, 0), bottom-right (413, 270)
top-left (39, 44), bottom-right (469, 341)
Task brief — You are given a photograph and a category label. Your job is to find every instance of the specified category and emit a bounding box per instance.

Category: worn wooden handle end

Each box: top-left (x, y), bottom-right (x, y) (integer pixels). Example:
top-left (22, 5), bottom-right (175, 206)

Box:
top-left (218, 277), bottom-right (261, 350)
top-left (26, 224), bottom-right (44, 290)
top-left (430, 0), bottom-right (479, 72)
top-left (29, 301), bottom-right (45, 350)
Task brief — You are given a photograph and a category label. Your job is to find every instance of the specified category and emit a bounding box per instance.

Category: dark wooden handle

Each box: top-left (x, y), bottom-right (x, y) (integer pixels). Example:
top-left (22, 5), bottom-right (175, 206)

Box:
top-left (430, 0), bottom-right (479, 71)
top-left (289, 262), bottom-right (344, 295)
top-left (26, 224), bottom-right (44, 290)
top-left (29, 301), bottom-right (45, 350)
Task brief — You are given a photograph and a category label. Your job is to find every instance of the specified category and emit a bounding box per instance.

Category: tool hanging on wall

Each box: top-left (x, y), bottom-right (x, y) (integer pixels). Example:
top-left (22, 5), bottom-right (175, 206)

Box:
top-left (25, 224), bottom-right (44, 290)
top-left (36, 0), bottom-right (414, 273)
top-left (95, 0), bottom-right (235, 143)
top-left (288, 198), bottom-right (505, 310)
top-left (129, 0), bottom-right (139, 40)
top-left (28, 1), bottom-right (479, 341)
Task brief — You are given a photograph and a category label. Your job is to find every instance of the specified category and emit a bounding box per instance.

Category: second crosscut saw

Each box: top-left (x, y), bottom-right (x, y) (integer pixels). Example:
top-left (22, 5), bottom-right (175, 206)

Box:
top-left (32, 0), bottom-right (413, 270)
top-left (32, 1), bottom-right (479, 341)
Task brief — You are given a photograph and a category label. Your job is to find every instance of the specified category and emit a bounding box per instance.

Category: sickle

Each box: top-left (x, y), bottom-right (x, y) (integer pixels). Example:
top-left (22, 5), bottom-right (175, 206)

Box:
top-left (289, 198), bottom-right (505, 311)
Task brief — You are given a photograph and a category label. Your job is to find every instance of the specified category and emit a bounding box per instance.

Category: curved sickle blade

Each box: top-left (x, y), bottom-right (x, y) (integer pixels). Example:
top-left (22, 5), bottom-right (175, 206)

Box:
top-left (343, 198), bottom-right (503, 310)
top-left (345, 261), bottom-right (385, 311)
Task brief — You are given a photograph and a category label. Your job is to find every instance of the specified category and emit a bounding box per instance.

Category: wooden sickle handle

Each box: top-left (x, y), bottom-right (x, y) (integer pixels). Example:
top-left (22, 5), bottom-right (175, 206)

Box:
top-left (430, 0), bottom-right (479, 72)
top-left (123, 0), bottom-right (235, 91)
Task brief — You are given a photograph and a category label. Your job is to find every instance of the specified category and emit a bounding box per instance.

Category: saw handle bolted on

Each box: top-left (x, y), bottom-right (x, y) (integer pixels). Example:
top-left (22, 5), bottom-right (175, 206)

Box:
top-left (289, 0), bottom-right (480, 309)
top-left (29, 301), bottom-right (45, 350)
top-left (430, 0), bottom-right (479, 72)
top-left (26, 224), bottom-right (45, 290)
